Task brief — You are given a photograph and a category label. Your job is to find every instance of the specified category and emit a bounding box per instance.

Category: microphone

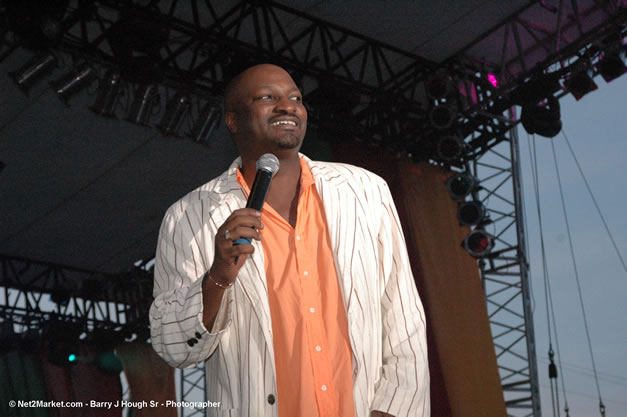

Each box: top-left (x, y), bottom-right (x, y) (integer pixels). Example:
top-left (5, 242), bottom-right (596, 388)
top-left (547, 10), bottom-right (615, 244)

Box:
top-left (232, 153), bottom-right (280, 245)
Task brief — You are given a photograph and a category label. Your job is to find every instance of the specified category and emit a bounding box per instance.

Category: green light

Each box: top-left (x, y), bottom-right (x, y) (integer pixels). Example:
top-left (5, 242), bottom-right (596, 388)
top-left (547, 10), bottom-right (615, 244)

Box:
top-left (67, 353), bottom-right (77, 362)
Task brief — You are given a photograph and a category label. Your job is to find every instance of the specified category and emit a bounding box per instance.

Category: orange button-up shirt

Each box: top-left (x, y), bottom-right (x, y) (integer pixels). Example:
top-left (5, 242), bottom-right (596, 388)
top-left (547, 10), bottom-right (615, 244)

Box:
top-left (237, 158), bottom-right (356, 417)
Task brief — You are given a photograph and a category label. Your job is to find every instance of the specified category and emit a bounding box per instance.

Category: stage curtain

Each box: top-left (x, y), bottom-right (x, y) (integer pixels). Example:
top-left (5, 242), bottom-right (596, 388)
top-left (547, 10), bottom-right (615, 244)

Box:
top-left (0, 346), bottom-right (49, 417)
top-left (39, 341), bottom-right (122, 417)
top-left (331, 143), bottom-right (506, 417)
top-left (70, 344), bottom-right (122, 417)
top-left (115, 341), bottom-right (177, 417)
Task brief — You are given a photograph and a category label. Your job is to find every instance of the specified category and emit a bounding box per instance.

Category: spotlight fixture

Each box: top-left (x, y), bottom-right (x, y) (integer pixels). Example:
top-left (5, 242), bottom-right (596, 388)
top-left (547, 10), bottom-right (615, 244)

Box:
top-left (564, 68), bottom-right (598, 100)
top-left (188, 102), bottom-right (221, 143)
top-left (445, 171), bottom-right (478, 201)
top-left (437, 134), bottom-right (465, 162)
top-left (462, 229), bottom-right (494, 257)
top-left (457, 200), bottom-right (486, 226)
top-left (49, 288), bottom-right (71, 306)
top-left (126, 84), bottom-right (160, 126)
top-left (521, 95), bottom-right (562, 138)
top-left (159, 92), bottom-right (191, 137)
top-left (49, 64), bottom-right (97, 105)
top-left (6, 0), bottom-right (69, 49)
top-left (107, 8), bottom-right (170, 84)
top-left (487, 73), bottom-right (499, 88)
top-left (48, 339), bottom-right (79, 366)
top-left (89, 328), bottom-right (124, 374)
top-left (90, 70), bottom-right (123, 118)
top-left (429, 104), bottom-right (456, 129)
top-left (597, 50), bottom-right (626, 83)
top-left (426, 72), bottom-right (455, 99)
top-left (44, 320), bottom-right (81, 367)
top-left (9, 52), bottom-right (57, 94)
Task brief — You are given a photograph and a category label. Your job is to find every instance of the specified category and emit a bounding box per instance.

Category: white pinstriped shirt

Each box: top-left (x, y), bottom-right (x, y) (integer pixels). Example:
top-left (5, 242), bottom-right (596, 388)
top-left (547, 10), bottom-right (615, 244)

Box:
top-left (150, 154), bottom-right (430, 417)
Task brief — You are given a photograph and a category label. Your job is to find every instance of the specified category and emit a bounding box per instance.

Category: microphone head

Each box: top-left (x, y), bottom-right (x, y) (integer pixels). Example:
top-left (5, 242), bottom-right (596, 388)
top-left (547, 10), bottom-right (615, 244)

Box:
top-left (257, 153), bottom-right (280, 176)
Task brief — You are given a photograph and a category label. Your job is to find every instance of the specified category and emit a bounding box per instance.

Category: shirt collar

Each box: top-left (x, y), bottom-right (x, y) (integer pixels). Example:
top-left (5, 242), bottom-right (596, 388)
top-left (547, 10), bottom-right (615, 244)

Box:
top-left (235, 155), bottom-right (315, 195)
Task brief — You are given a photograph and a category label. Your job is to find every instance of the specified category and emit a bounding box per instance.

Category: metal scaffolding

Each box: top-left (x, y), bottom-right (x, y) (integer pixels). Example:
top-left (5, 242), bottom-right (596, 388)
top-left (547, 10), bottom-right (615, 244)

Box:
top-left (468, 125), bottom-right (540, 416)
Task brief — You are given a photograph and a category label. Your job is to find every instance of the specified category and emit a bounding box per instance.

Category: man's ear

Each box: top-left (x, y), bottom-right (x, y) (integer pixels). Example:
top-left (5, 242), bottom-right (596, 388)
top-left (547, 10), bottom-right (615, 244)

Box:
top-left (225, 111), bottom-right (238, 134)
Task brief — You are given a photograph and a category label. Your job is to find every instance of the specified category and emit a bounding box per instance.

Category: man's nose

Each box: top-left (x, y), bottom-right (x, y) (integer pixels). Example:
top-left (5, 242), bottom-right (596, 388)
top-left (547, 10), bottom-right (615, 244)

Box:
top-left (275, 96), bottom-right (297, 113)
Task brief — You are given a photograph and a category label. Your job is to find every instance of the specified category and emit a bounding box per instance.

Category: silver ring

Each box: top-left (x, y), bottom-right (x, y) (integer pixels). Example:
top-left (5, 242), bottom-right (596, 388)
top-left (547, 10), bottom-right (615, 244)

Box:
top-left (225, 229), bottom-right (231, 240)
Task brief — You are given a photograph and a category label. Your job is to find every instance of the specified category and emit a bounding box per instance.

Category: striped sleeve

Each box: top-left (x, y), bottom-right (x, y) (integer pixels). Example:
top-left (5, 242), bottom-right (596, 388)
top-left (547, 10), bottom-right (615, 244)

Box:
top-left (149, 201), bottom-right (233, 369)
top-left (370, 181), bottom-right (430, 417)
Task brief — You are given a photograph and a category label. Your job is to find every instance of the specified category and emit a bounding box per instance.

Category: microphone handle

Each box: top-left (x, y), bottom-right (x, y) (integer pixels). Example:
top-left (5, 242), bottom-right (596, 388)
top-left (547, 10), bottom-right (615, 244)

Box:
top-left (232, 169), bottom-right (273, 245)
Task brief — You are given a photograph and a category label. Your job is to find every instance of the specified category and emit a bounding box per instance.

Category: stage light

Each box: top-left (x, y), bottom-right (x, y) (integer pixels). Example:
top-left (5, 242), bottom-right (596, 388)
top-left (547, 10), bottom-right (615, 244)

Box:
top-left (429, 104), bottom-right (456, 129)
top-left (126, 84), bottom-right (160, 126)
top-left (48, 340), bottom-right (79, 366)
top-left (462, 229), bottom-right (494, 257)
top-left (159, 92), bottom-right (191, 137)
top-left (597, 50), bottom-right (626, 82)
top-left (426, 72), bottom-right (455, 99)
top-left (445, 171), bottom-right (478, 201)
top-left (457, 200), bottom-right (486, 226)
top-left (564, 69), bottom-right (597, 100)
top-left (9, 52), bottom-right (57, 94)
top-left (521, 95), bottom-right (562, 138)
top-left (90, 70), bottom-right (122, 118)
top-left (188, 102), bottom-right (221, 143)
top-left (436, 134), bottom-right (465, 162)
top-left (487, 73), bottom-right (499, 88)
top-left (106, 8), bottom-right (169, 83)
top-left (50, 288), bottom-right (71, 306)
top-left (89, 328), bottom-right (124, 374)
top-left (49, 64), bottom-right (97, 105)
top-left (6, 0), bottom-right (69, 49)
top-left (45, 320), bottom-right (81, 367)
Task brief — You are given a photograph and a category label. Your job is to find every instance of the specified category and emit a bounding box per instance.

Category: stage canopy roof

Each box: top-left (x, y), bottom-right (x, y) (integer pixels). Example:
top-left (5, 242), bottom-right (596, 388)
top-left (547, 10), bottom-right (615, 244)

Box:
top-left (0, 0), bottom-right (621, 274)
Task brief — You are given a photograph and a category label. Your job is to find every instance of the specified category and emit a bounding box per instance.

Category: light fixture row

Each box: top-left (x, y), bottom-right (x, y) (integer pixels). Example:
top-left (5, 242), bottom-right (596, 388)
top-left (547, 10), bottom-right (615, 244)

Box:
top-left (9, 52), bottom-right (222, 144)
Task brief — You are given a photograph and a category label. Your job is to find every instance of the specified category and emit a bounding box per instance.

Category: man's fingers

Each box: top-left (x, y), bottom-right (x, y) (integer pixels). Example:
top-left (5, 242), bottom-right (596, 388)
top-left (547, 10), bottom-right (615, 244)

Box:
top-left (210, 209), bottom-right (263, 283)
top-left (226, 209), bottom-right (261, 223)
top-left (223, 209), bottom-right (263, 229)
top-left (227, 225), bottom-right (262, 242)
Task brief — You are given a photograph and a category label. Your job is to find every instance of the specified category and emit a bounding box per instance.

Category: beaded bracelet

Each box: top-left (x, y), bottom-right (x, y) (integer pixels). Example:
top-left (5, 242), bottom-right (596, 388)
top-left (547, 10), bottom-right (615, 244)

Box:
top-left (207, 273), bottom-right (233, 289)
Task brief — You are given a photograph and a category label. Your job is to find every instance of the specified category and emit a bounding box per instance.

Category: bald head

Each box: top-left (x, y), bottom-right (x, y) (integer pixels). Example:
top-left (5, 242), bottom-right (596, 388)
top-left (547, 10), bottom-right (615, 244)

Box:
top-left (224, 64), bottom-right (298, 112)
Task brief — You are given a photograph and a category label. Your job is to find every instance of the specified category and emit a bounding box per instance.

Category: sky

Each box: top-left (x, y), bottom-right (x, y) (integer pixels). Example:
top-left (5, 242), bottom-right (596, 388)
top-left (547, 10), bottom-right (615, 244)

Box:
top-left (518, 74), bottom-right (627, 416)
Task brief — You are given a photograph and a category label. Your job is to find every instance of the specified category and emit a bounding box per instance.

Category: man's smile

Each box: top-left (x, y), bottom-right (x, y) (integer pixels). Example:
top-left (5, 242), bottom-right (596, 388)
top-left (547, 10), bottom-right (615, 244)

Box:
top-left (270, 120), bottom-right (296, 126)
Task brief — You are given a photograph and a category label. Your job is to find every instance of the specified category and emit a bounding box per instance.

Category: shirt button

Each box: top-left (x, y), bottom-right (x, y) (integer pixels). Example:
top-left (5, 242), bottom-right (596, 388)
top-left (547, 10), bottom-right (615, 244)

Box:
top-left (316, 345), bottom-right (322, 352)
top-left (267, 394), bottom-right (276, 405)
top-left (309, 307), bottom-right (315, 313)
top-left (321, 385), bottom-right (327, 391)
top-left (296, 235), bottom-right (301, 241)
top-left (303, 271), bottom-right (309, 276)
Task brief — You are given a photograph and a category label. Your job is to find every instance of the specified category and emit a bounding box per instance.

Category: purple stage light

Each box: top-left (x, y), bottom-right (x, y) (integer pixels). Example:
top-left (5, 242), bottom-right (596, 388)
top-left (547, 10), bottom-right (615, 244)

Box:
top-left (487, 73), bottom-right (498, 87)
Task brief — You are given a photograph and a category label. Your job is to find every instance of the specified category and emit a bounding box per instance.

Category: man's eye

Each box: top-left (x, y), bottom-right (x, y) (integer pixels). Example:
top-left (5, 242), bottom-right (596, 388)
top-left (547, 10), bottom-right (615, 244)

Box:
top-left (255, 95), bottom-right (272, 100)
top-left (290, 96), bottom-right (302, 101)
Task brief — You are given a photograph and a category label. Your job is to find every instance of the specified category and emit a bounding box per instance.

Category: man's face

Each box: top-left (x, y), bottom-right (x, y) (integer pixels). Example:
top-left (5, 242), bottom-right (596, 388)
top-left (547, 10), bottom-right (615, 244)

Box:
top-left (227, 65), bottom-right (307, 156)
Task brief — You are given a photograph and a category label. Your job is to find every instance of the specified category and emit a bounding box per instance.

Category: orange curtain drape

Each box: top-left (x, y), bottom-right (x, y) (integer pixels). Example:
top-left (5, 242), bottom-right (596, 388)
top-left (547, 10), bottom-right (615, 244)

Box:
top-left (331, 143), bottom-right (506, 417)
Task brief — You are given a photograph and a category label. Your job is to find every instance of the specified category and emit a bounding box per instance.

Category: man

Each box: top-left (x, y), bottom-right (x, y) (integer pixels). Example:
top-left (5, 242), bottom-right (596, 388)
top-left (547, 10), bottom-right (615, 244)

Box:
top-left (149, 64), bottom-right (430, 417)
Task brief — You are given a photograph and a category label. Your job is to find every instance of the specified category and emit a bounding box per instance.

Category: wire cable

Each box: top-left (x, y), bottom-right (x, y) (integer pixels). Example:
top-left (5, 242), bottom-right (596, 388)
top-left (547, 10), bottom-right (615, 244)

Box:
top-left (527, 133), bottom-right (561, 417)
top-left (561, 130), bottom-right (627, 275)
top-left (551, 136), bottom-right (605, 416)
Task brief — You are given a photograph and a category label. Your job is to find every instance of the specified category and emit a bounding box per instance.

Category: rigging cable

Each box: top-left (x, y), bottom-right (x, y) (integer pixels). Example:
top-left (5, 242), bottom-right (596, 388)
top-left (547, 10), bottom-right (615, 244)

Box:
top-left (551, 134), bottom-right (605, 416)
top-left (527, 133), bottom-right (562, 417)
top-left (562, 131), bottom-right (627, 276)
